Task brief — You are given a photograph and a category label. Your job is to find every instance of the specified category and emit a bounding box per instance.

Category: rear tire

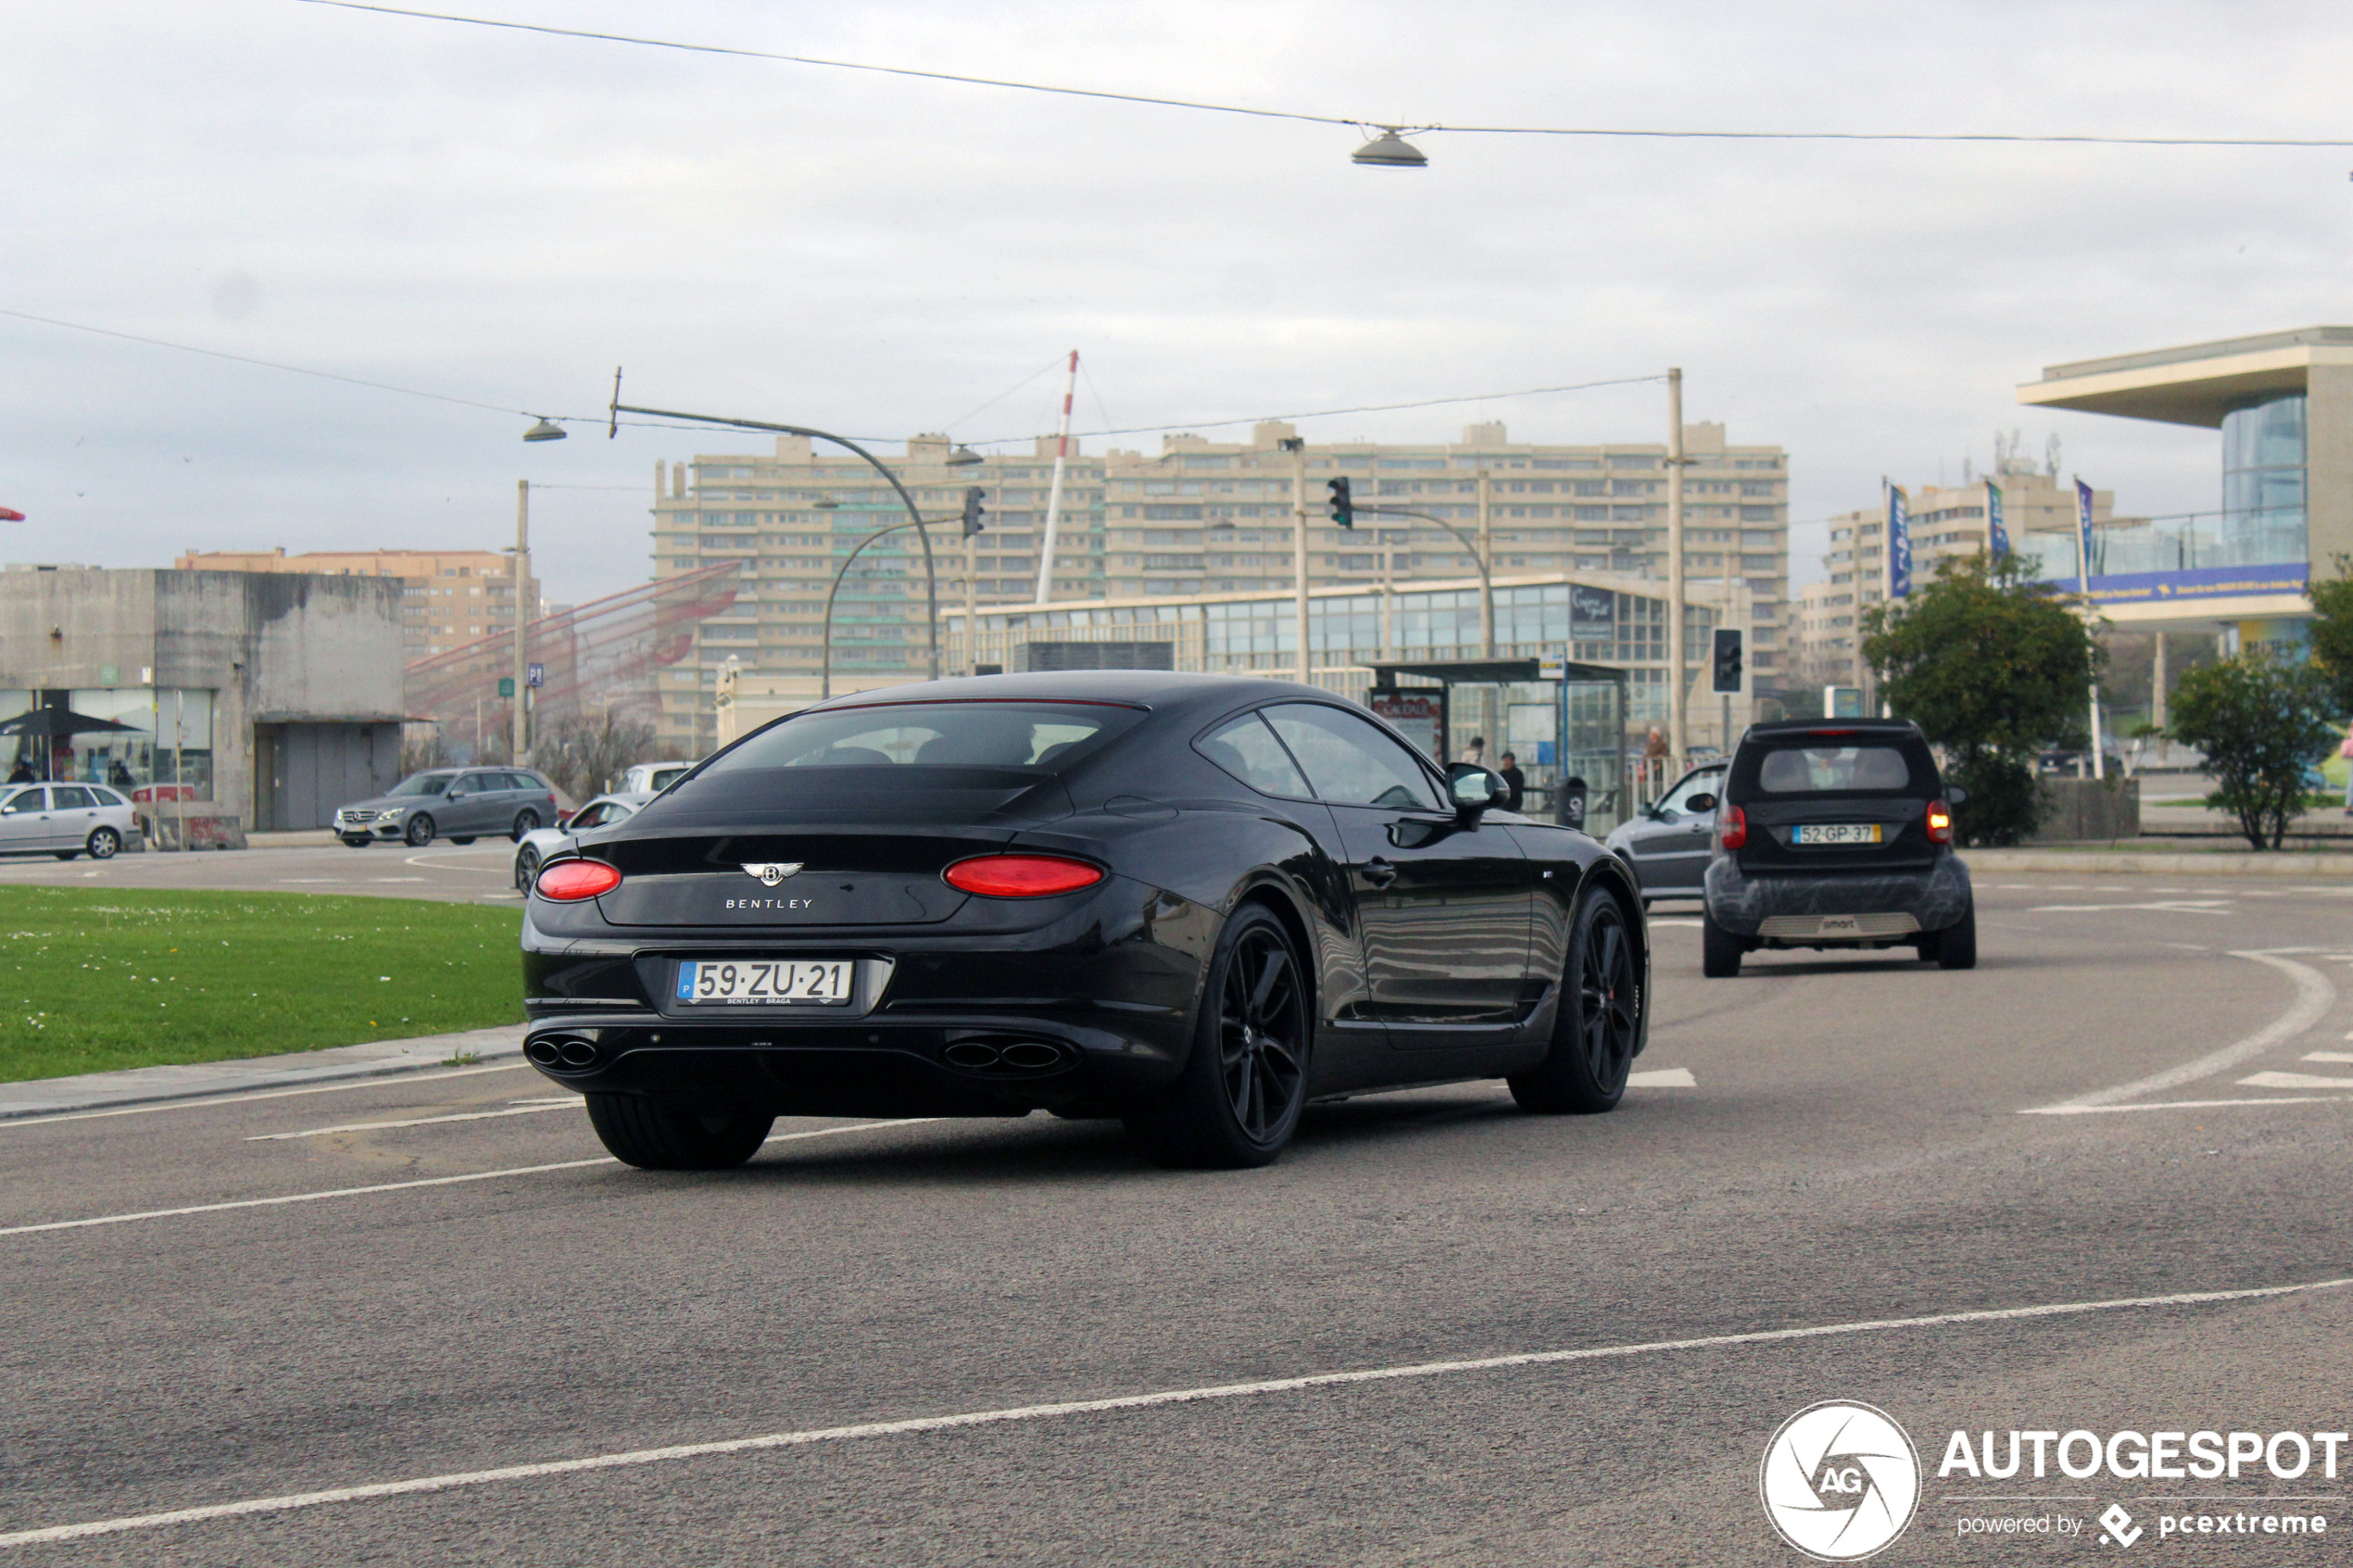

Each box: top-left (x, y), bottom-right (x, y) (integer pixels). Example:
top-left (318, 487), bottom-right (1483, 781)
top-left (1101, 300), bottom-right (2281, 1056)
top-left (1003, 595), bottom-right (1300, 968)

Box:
top-left (585, 1095), bottom-right (774, 1170)
top-left (1509, 887), bottom-right (1642, 1114)
top-left (1701, 911), bottom-right (1743, 977)
top-left (510, 809), bottom-right (540, 841)
top-left (51, 850), bottom-right (76, 861)
top-left (450, 835), bottom-right (476, 846)
top-left (1935, 902), bottom-right (1978, 970)
top-left (1126, 903), bottom-right (1311, 1169)
top-left (85, 827), bottom-right (120, 859)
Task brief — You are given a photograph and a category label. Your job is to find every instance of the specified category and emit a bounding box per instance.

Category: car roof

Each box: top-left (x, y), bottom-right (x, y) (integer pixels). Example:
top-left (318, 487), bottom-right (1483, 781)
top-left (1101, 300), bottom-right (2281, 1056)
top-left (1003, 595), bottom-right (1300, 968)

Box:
top-left (1743, 718), bottom-right (1925, 740)
top-left (803, 670), bottom-right (1341, 720)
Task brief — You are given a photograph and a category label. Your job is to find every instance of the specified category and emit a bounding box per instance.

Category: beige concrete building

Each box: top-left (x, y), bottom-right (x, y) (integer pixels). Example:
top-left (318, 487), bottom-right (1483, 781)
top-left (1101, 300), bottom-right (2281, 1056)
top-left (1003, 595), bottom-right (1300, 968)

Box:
top-left (1795, 467), bottom-right (2124, 696)
top-left (651, 420), bottom-right (1790, 753)
top-left (176, 548), bottom-right (540, 663)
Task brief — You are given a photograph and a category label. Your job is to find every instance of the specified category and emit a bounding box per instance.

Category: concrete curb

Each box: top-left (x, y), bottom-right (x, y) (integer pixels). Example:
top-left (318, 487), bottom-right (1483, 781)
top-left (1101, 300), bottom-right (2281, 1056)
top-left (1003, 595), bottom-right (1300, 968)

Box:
top-left (0, 1023), bottom-right (530, 1122)
top-left (1969, 849), bottom-right (2353, 876)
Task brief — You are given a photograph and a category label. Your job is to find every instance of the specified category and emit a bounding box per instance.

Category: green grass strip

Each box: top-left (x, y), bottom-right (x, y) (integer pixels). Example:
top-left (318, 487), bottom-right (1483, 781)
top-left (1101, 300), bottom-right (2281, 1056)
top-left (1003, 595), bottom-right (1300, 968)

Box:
top-left (0, 887), bottom-right (522, 1084)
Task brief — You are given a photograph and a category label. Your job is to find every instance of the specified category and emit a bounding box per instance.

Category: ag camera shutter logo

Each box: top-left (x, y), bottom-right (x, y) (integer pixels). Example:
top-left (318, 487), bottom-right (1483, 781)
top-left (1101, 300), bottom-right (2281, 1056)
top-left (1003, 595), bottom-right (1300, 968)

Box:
top-left (1760, 1400), bottom-right (1921, 1561)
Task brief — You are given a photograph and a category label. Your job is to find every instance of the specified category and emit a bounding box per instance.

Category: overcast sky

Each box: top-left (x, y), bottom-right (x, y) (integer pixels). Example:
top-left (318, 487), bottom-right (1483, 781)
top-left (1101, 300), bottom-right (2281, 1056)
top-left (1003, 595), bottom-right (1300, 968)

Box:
top-left (6, 0), bottom-right (2351, 606)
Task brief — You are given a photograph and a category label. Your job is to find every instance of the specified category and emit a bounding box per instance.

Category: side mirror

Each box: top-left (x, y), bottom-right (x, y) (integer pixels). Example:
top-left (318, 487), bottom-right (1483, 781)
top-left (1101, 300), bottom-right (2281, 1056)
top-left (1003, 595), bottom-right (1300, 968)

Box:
top-left (1451, 768), bottom-right (1510, 816)
top-left (1685, 792), bottom-right (1718, 813)
top-left (1946, 785), bottom-right (1969, 806)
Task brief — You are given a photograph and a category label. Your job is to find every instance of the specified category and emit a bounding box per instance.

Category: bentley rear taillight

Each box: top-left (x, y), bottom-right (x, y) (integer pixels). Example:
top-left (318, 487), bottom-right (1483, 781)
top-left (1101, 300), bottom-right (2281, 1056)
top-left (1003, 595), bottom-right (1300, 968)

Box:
top-left (1718, 803), bottom-right (1748, 851)
top-left (536, 859), bottom-right (622, 901)
top-left (942, 854), bottom-right (1104, 897)
top-left (1926, 799), bottom-right (1954, 845)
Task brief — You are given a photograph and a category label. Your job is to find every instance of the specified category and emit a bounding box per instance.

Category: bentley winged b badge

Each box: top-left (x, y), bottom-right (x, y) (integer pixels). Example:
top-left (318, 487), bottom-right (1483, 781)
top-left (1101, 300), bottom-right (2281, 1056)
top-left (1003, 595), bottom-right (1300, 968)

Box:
top-left (741, 862), bottom-right (804, 886)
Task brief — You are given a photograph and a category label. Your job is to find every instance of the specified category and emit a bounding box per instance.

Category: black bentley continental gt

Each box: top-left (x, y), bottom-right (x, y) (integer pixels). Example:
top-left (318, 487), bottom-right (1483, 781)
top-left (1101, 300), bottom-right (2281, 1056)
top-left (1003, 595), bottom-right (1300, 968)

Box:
top-left (521, 671), bottom-right (1650, 1170)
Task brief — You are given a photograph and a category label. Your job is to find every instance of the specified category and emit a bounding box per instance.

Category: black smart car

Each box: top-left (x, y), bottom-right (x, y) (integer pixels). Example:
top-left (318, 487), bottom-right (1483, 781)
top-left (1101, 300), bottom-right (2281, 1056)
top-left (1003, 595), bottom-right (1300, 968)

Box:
top-left (521, 671), bottom-right (1651, 1171)
top-left (1700, 717), bottom-right (1974, 977)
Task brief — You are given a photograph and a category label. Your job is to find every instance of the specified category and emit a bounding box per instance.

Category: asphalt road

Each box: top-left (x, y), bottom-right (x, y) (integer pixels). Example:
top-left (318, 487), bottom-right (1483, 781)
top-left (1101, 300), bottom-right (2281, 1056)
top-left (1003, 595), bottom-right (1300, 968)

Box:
top-left (0, 841), bottom-right (523, 905)
top-left (4, 873), bottom-right (2352, 1564)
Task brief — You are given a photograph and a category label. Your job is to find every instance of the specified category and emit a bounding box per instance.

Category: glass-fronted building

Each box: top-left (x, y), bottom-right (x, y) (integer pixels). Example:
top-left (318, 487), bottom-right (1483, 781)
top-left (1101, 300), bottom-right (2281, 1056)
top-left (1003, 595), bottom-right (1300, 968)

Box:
top-left (2016, 326), bottom-right (2353, 646)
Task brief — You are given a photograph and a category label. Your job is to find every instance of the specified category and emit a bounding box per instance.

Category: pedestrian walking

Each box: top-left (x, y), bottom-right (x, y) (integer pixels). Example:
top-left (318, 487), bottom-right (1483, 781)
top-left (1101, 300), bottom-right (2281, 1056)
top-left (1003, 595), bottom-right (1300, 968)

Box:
top-left (1459, 734), bottom-right (1486, 768)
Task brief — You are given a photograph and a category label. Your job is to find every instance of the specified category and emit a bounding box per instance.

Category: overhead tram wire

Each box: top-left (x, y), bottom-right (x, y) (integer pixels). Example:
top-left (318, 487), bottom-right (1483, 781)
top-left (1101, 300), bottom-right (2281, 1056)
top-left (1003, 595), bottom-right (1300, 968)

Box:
top-left (293, 1), bottom-right (2353, 151)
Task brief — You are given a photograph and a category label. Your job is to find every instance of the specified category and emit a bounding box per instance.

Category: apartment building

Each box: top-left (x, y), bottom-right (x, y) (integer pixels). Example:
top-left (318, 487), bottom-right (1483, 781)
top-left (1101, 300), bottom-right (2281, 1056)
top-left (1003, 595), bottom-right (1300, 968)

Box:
top-left (175, 548), bottom-right (540, 662)
top-left (649, 420), bottom-right (1790, 752)
top-left (1793, 466), bottom-right (2122, 699)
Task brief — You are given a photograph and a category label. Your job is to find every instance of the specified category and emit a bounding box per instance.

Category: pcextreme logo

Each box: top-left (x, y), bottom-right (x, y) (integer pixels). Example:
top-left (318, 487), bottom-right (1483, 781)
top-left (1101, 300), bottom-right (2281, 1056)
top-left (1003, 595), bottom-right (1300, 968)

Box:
top-left (1760, 1401), bottom-right (1922, 1561)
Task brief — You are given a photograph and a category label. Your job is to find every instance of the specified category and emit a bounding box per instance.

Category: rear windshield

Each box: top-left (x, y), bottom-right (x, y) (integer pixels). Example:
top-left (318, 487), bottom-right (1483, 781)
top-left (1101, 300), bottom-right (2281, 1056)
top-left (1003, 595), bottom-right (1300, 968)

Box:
top-left (706, 701), bottom-right (1143, 774)
top-left (1735, 740), bottom-right (1935, 797)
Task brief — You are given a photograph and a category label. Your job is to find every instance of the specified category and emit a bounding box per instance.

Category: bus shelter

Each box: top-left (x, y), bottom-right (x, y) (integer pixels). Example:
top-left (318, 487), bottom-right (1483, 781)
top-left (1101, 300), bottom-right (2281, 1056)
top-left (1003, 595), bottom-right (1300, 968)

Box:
top-left (1365, 656), bottom-right (1631, 834)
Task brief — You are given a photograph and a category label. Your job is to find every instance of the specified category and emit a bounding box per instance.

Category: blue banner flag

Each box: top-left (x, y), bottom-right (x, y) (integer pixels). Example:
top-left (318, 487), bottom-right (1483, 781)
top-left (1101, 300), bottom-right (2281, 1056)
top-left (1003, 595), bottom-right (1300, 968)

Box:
top-left (1985, 481), bottom-right (2008, 558)
top-left (2074, 477), bottom-right (2095, 587)
top-left (1887, 483), bottom-right (1911, 597)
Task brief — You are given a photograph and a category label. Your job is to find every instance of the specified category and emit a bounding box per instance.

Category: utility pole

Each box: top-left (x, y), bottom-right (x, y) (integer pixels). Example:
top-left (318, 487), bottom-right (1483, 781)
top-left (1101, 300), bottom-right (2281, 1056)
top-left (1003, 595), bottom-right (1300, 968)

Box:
top-left (1283, 437), bottom-right (1309, 684)
top-left (513, 480), bottom-right (530, 766)
top-left (1666, 368), bottom-right (1688, 759)
top-left (1475, 468), bottom-right (1494, 657)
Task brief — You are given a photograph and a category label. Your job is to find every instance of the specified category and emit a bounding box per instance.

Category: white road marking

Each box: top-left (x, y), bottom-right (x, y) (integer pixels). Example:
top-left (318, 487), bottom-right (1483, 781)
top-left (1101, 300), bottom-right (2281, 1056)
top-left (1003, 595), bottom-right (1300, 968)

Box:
top-left (369, 877), bottom-right (427, 884)
top-left (2237, 1071), bottom-right (2353, 1090)
top-left (2303, 1051), bottom-right (2353, 1063)
top-left (245, 1100), bottom-right (581, 1141)
top-left (1647, 919), bottom-right (1702, 928)
top-left (7, 1273), bottom-right (2346, 1549)
top-left (0, 1064), bottom-right (531, 1131)
top-left (2025, 1096), bottom-right (2353, 1115)
top-left (2026, 900), bottom-right (2233, 914)
top-left (2025, 951), bottom-right (2335, 1112)
top-left (0, 1121), bottom-right (939, 1238)
top-left (1627, 1067), bottom-right (1695, 1087)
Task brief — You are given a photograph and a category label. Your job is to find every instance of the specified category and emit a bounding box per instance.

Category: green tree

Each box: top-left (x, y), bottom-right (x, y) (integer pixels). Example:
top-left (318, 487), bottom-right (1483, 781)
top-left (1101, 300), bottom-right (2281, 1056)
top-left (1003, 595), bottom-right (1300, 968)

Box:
top-left (1860, 552), bottom-right (2099, 846)
top-left (2166, 649), bottom-right (2337, 850)
top-left (2304, 553), bottom-right (2353, 713)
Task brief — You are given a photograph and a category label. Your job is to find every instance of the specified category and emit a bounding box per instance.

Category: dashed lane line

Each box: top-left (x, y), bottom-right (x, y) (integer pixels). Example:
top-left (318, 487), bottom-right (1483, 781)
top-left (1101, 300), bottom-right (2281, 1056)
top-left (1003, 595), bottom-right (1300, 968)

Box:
top-left (2026, 900), bottom-right (2234, 914)
top-left (2024, 951), bottom-right (2335, 1112)
top-left (1627, 1068), bottom-right (1695, 1087)
top-left (6, 1273), bottom-right (2347, 1549)
top-left (2025, 1095), bottom-right (2353, 1115)
top-left (0, 1121), bottom-right (937, 1239)
top-left (245, 1099), bottom-right (580, 1141)
top-left (2237, 1071), bottom-right (2353, 1090)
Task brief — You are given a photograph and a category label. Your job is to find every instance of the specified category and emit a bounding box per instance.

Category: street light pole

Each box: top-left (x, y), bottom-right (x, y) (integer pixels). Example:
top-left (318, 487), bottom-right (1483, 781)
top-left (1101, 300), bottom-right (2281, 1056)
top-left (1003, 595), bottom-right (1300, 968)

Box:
top-left (513, 480), bottom-right (530, 765)
top-left (611, 398), bottom-right (941, 681)
top-left (822, 517), bottom-right (952, 699)
top-left (1667, 367), bottom-right (1688, 760)
top-left (1282, 437), bottom-right (1309, 684)
top-left (1354, 505), bottom-right (1494, 661)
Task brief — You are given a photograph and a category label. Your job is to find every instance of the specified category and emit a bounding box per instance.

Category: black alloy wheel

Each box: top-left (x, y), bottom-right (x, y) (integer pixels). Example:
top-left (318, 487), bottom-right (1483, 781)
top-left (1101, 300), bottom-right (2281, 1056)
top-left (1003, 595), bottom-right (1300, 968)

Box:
top-left (1510, 887), bottom-right (1642, 1114)
top-left (404, 814), bottom-right (434, 848)
top-left (85, 827), bottom-right (120, 860)
top-left (510, 809), bottom-right (540, 841)
top-left (514, 846), bottom-right (541, 891)
top-left (1127, 903), bottom-right (1311, 1169)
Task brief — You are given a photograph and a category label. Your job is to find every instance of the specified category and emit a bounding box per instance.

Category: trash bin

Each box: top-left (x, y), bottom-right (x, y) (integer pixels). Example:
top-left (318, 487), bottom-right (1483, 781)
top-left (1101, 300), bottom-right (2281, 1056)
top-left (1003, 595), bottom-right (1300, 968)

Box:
top-left (1555, 774), bottom-right (1588, 832)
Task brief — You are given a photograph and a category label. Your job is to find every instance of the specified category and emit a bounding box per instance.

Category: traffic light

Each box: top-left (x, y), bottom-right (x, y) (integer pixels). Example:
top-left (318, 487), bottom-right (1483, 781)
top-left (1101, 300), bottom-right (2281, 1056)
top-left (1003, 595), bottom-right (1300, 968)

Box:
top-left (961, 486), bottom-right (987, 538)
top-left (1326, 477), bottom-right (1353, 528)
top-left (1711, 628), bottom-right (1744, 694)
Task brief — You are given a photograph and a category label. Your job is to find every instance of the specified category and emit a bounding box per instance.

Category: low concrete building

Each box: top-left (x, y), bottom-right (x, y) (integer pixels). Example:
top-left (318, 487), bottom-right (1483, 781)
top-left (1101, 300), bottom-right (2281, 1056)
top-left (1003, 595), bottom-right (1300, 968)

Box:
top-left (0, 567), bottom-right (408, 842)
